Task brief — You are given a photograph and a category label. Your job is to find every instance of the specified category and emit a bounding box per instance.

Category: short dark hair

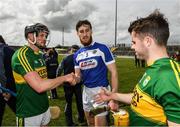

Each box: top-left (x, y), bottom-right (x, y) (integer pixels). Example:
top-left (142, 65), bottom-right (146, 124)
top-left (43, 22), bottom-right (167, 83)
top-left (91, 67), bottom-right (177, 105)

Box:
top-left (76, 20), bottom-right (92, 31)
top-left (0, 35), bottom-right (6, 44)
top-left (128, 9), bottom-right (169, 46)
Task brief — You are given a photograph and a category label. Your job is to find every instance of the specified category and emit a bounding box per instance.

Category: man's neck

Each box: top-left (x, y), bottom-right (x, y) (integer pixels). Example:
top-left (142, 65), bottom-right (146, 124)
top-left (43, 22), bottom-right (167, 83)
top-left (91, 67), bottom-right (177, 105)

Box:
top-left (147, 46), bottom-right (169, 65)
top-left (27, 42), bottom-right (39, 52)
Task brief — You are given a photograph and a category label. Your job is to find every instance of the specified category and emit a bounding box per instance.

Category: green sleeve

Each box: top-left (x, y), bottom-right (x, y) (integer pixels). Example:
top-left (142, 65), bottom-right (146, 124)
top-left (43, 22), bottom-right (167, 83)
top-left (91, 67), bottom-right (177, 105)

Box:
top-left (154, 68), bottom-right (180, 123)
top-left (13, 50), bottom-right (34, 76)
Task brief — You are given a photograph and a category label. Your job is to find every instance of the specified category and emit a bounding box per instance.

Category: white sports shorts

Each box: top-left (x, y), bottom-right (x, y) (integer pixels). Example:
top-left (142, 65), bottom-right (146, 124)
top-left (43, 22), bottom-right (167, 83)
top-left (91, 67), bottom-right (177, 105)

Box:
top-left (83, 85), bottom-right (110, 116)
top-left (16, 108), bottom-right (51, 126)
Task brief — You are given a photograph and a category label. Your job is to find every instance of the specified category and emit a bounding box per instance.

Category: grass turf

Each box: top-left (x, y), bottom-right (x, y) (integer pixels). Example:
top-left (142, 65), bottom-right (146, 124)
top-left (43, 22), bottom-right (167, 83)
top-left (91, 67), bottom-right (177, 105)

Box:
top-left (2, 56), bottom-right (145, 126)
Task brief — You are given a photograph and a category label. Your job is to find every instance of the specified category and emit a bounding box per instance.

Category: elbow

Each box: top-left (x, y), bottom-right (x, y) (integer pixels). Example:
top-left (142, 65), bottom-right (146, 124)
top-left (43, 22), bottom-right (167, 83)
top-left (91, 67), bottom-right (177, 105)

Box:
top-left (34, 85), bottom-right (46, 93)
top-left (36, 87), bottom-right (45, 93)
top-left (35, 89), bottom-right (43, 93)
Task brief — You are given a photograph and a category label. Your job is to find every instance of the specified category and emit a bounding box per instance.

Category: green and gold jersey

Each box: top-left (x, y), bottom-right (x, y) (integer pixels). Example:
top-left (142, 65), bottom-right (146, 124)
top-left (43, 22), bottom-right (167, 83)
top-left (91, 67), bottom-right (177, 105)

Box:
top-left (129, 58), bottom-right (180, 126)
top-left (12, 45), bottom-right (49, 117)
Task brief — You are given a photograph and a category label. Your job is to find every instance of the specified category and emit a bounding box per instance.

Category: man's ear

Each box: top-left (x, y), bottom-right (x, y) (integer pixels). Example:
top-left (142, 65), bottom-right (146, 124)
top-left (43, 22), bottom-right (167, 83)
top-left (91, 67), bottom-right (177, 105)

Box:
top-left (144, 36), bottom-right (153, 47)
top-left (27, 33), bottom-right (34, 40)
top-left (27, 33), bottom-right (36, 44)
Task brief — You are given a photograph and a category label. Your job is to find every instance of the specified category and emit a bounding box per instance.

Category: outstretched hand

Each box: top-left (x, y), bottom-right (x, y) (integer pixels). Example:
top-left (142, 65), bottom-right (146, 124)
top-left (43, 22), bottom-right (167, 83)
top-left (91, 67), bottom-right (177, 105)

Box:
top-left (94, 87), bottom-right (112, 104)
top-left (65, 72), bottom-right (77, 85)
top-left (75, 74), bottom-right (81, 84)
top-left (95, 88), bottom-right (119, 111)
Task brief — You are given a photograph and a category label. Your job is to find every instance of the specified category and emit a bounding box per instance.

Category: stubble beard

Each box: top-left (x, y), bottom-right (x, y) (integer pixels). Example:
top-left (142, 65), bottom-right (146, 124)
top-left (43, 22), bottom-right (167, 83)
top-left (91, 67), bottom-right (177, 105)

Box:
top-left (35, 41), bottom-right (46, 49)
top-left (81, 36), bottom-right (93, 47)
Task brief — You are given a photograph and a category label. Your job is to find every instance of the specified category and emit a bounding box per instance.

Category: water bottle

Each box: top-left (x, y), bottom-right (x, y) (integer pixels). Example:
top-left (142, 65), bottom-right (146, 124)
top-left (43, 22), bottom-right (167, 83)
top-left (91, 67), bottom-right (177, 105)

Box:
top-left (112, 109), bottom-right (129, 126)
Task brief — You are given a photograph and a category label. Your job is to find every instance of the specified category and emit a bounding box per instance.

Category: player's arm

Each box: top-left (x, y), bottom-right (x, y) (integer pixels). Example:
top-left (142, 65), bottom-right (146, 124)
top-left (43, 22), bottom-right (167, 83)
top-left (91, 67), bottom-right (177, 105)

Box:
top-left (112, 93), bottom-right (133, 104)
top-left (56, 59), bottom-right (64, 77)
top-left (95, 88), bottom-right (133, 104)
top-left (167, 120), bottom-right (180, 126)
top-left (74, 68), bottom-right (81, 84)
top-left (107, 62), bottom-right (119, 110)
top-left (107, 62), bottom-right (118, 93)
top-left (24, 71), bottom-right (76, 93)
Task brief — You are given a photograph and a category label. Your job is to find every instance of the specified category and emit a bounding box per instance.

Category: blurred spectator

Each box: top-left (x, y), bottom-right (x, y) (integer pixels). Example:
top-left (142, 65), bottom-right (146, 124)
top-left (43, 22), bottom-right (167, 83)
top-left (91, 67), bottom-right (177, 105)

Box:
top-left (0, 35), bottom-right (16, 125)
top-left (56, 45), bottom-right (86, 126)
top-left (141, 59), bottom-right (146, 67)
top-left (174, 51), bottom-right (180, 62)
top-left (135, 54), bottom-right (140, 67)
top-left (44, 48), bottom-right (59, 99)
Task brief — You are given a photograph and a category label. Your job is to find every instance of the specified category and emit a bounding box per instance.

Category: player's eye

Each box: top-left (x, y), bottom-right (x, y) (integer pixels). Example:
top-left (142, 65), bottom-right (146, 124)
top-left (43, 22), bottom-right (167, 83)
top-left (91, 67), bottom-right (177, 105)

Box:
top-left (132, 41), bottom-right (136, 45)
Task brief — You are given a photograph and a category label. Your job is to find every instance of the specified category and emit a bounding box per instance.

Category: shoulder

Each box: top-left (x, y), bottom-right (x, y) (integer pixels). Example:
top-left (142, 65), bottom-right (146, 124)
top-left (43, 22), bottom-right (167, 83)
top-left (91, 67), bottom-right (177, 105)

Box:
top-left (63, 54), bottom-right (72, 61)
top-left (94, 42), bottom-right (108, 48)
top-left (12, 46), bottom-right (30, 61)
top-left (0, 43), bottom-right (7, 52)
top-left (153, 59), bottom-right (179, 88)
top-left (74, 48), bottom-right (83, 57)
top-left (94, 42), bottom-right (110, 52)
top-left (158, 61), bottom-right (177, 78)
top-left (67, 54), bottom-right (74, 59)
top-left (4, 46), bottom-right (15, 55)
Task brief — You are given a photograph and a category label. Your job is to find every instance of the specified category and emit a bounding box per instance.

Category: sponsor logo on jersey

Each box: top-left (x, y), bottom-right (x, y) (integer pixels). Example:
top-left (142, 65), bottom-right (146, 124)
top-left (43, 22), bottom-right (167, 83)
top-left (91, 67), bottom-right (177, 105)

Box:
top-left (131, 85), bottom-right (166, 124)
top-left (36, 67), bottom-right (47, 79)
top-left (80, 59), bottom-right (97, 70)
top-left (92, 49), bottom-right (97, 54)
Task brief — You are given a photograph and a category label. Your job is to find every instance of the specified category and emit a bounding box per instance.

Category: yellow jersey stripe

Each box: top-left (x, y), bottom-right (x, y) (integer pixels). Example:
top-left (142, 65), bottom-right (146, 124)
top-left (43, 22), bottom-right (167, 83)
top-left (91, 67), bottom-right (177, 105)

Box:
top-left (23, 48), bottom-right (33, 71)
top-left (18, 47), bottom-right (32, 72)
top-left (18, 48), bottom-right (28, 72)
top-left (13, 71), bottom-right (26, 84)
top-left (19, 47), bottom-right (31, 72)
top-left (131, 85), bottom-right (166, 124)
top-left (170, 60), bottom-right (180, 88)
top-left (174, 61), bottom-right (180, 73)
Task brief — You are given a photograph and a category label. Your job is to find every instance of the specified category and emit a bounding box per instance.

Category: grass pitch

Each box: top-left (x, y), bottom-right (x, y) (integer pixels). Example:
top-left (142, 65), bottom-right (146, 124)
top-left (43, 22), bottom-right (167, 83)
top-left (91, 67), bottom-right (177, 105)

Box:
top-left (2, 56), bottom-right (145, 126)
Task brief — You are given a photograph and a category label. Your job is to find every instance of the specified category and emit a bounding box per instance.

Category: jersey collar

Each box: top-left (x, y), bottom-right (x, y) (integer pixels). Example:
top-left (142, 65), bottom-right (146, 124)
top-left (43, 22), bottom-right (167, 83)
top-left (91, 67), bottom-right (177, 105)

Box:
top-left (84, 41), bottom-right (95, 48)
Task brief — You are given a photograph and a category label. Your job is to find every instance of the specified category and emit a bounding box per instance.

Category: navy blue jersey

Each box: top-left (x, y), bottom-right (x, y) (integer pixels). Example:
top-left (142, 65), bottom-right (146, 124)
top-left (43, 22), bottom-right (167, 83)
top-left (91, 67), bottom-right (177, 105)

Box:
top-left (74, 42), bottom-right (115, 88)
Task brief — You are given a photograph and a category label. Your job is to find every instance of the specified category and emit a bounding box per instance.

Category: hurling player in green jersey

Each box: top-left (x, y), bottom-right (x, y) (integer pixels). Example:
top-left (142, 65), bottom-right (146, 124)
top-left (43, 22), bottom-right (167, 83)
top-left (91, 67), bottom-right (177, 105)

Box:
top-left (11, 23), bottom-right (76, 126)
top-left (95, 10), bottom-right (180, 126)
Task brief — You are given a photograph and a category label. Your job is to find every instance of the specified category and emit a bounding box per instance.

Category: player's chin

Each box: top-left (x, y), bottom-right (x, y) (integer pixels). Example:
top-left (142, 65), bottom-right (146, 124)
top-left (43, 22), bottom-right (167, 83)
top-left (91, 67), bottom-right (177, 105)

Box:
top-left (135, 53), bottom-right (141, 59)
top-left (138, 56), bottom-right (144, 60)
top-left (81, 41), bottom-right (91, 46)
top-left (40, 42), bottom-right (46, 47)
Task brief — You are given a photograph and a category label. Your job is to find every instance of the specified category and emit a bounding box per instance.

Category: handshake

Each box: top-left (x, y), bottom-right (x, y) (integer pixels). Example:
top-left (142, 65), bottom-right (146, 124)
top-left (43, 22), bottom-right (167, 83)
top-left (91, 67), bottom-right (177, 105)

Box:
top-left (63, 72), bottom-right (81, 86)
